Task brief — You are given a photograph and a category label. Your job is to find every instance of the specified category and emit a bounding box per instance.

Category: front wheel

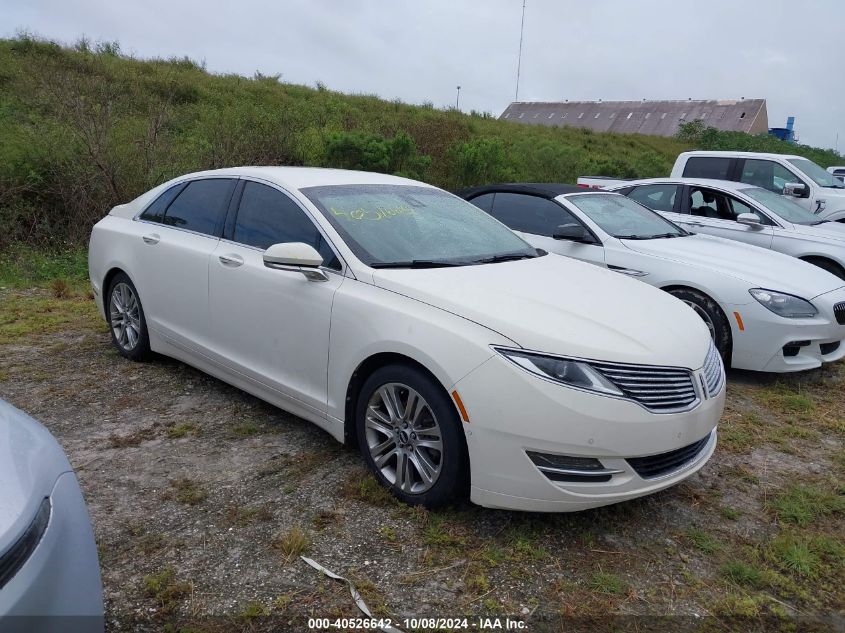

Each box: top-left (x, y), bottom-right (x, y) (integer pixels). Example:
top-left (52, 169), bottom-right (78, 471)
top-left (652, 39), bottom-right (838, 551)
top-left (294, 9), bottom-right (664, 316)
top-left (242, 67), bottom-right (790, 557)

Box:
top-left (356, 364), bottom-right (468, 508)
top-left (107, 272), bottom-right (151, 361)
top-left (667, 288), bottom-right (731, 363)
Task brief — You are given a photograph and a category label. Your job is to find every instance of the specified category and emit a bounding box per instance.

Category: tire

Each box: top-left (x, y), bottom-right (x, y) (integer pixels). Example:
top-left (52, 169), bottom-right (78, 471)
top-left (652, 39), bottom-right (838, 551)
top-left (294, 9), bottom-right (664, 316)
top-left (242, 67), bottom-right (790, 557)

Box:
top-left (667, 288), bottom-right (731, 363)
top-left (803, 257), bottom-right (845, 281)
top-left (106, 272), bottom-right (151, 362)
top-left (355, 364), bottom-right (468, 508)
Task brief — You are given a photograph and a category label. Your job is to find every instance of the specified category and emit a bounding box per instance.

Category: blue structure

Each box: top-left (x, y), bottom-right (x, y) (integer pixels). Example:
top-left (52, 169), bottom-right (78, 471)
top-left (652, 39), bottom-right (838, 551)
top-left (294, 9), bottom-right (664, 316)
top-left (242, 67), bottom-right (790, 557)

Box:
top-left (769, 116), bottom-right (796, 143)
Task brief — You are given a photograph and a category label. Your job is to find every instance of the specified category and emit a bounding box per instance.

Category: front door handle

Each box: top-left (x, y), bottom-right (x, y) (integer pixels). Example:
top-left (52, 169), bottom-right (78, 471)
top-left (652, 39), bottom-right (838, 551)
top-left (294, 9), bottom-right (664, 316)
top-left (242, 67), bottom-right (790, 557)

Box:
top-left (142, 233), bottom-right (160, 245)
top-left (218, 254), bottom-right (244, 267)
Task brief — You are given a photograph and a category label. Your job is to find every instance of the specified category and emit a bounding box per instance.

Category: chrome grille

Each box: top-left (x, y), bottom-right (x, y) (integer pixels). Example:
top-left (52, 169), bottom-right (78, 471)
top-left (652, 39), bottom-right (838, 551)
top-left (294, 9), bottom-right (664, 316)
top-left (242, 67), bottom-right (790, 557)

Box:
top-left (590, 360), bottom-right (697, 413)
top-left (835, 302), bottom-right (845, 326)
top-left (702, 341), bottom-right (724, 397)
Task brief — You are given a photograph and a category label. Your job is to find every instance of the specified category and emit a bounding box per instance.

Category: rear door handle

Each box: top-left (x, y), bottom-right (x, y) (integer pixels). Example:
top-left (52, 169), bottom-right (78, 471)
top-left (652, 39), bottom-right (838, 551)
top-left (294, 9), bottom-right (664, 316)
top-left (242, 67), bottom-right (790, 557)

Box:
top-left (218, 254), bottom-right (244, 267)
top-left (142, 233), bottom-right (160, 245)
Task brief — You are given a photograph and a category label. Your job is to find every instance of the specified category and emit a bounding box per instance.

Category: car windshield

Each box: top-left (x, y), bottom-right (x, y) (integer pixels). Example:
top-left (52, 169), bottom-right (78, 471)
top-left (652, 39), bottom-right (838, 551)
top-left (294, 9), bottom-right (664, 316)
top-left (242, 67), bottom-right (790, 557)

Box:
top-left (564, 193), bottom-right (688, 239)
top-left (740, 187), bottom-right (821, 225)
top-left (788, 158), bottom-right (845, 189)
top-left (301, 184), bottom-right (539, 267)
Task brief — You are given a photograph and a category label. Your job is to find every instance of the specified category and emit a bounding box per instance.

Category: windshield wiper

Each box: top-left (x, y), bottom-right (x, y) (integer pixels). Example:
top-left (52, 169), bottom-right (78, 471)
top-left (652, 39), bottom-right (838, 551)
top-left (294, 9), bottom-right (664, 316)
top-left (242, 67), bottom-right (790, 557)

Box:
top-left (616, 233), bottom-right (681, 240)
top-left (810, 220), bottom-right (831, 225)
top-left (370, 259), bottom-right (466, 269)
top-left (471, 252), bottom-right (539, 264)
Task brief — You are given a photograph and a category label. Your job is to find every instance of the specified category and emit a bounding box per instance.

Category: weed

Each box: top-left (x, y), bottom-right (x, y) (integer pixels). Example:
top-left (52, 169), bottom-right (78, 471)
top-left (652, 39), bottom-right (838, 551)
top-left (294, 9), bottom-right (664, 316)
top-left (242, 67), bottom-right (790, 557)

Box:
top-left (720, 560), bottom-right (765, 588)
top-left (142, 567), bottom-right (191, 614)
top-left (686, 527), bottom-right (720, 554)
top-left (167, 477), bottom-right (208, 505)
top-left (340, 473), bottom-right (395, 507)
top-left (166, 422), bottom-right (200, 438)
top-left (769, 484), bottom-right (844, 526)
top-left (588, 571), bottom-right (626, 595)
top-left (272, 525), bottom-right (310, 557)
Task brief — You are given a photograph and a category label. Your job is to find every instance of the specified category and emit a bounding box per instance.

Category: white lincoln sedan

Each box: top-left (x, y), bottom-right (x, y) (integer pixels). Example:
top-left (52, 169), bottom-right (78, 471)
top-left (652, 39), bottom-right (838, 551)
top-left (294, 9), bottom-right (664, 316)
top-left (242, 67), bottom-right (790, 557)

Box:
top-left (460, 184), bottom-right (845, 373)
top-left (89, 168), bottom-right (724, 512)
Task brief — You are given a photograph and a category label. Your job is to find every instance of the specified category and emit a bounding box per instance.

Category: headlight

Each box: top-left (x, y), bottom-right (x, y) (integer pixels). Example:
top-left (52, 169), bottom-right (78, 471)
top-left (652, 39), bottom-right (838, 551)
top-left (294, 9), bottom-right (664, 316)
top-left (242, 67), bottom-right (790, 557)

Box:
top-left (749, 288), bottom-right (818, 318)
top-left (495, 348), bottom-right (623, 396)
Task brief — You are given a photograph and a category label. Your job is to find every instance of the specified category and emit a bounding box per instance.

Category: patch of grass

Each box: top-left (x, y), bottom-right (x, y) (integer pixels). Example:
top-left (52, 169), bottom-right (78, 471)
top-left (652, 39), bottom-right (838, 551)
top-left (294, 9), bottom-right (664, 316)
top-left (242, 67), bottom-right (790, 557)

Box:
top-left (238, 601), bottom-right (270, 619)
top-left (167, 477), bottom-right (208, 505)
top-left (720, 560), bottom-right (765, 589)
top-left (0, 291), bottom-right (100, 344)
top-left (756, 386), bottom-right (815, 417)
top-left (49, 277), bottom-right (72, 299)
top-left (272, 525), bottom-right (310, 557)
top-left (422, 513), bottom-right (467, 550)
top-left (228, 419), bottom-right (265, 437)
top-left (466, 570), bottom-right (490, 594)
top-left (340, 473), bottom-right (396, 507)
top-left (0, 246), bottom-right (88, 289)
top-left (720, 506), bottom-right (740, 520)
top-left (225, 504), bottom-right (273, 526)
top-left (686, 527), bottom-right (721, 554)
top-left (166, 422), bottom-right (201, 438)
top-left (588, 571), bottom-right (627, 595)
top-left (769, 483), bottom-right (844, 526)
top-left (712, 594), bottom-right (761, 617)
top-left (767, 534), bottom-right (821, 577)
top-left (377, 525), bottom-right (397, 542)
top-left (142, 566), bottom-right (191, 614)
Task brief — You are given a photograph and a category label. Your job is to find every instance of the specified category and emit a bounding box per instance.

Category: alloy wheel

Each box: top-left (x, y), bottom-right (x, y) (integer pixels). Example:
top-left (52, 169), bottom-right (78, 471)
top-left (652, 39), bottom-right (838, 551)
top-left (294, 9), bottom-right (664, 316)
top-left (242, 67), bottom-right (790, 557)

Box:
top-left (364, 383), bottom-right (444, 494)
top-left (110, 282), bottom-right (142, 351)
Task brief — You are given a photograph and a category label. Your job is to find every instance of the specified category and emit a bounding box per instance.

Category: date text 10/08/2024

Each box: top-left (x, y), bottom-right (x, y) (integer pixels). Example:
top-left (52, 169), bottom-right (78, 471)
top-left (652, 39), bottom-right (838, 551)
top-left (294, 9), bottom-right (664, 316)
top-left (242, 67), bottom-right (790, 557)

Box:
top-left (308, 617), bottom-right (528, 630)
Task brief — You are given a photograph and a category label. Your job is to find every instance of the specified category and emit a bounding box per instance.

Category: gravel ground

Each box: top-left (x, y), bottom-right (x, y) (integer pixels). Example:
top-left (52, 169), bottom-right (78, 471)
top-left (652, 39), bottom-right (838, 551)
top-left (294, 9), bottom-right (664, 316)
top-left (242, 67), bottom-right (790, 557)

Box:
top-left (0, 289), bottom-right (842, 632)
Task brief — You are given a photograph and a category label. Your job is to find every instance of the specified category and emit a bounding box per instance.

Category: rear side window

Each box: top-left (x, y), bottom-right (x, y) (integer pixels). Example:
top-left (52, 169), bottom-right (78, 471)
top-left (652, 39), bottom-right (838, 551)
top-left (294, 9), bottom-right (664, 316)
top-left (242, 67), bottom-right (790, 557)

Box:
top-left (627, 184), bottom-right (679, 212)
top-left (491, 193), bottom-right (580, 237)
top-left (233, 182), bottom-right (340, 270)
top-left (682, 157), bottom-right (733, 180)
top-left (467, 193), bottom-right (495, 213)
top-left (139, 184), bottom-right (184, 223)
top-left (162, 179), bottom-right (235, 236)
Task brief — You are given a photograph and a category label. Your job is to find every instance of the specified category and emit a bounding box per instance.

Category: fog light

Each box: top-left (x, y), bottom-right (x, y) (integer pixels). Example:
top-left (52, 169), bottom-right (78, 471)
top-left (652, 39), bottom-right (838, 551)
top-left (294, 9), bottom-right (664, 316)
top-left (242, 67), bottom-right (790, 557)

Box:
top-left (526, 451), bottom-right (622, 483)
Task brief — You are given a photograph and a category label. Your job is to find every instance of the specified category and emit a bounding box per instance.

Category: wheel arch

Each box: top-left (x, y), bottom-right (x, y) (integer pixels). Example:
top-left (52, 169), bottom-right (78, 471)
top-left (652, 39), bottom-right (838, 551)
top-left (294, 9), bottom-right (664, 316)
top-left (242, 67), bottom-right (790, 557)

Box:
top-left (343, 352), bottom-right (453, 449)
top-left (101, 267), bottom-right (129, 317)
top-left (798, 255), bottom-right (845, 280)
top-left (660, 284), bottom-right (734, 366)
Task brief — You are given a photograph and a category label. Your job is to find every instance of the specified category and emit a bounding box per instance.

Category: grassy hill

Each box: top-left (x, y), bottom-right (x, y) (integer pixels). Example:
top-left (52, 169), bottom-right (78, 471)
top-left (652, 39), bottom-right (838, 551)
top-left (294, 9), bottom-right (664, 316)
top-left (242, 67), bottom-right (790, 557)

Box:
top-left (0, 33), bottom-right (841, 248)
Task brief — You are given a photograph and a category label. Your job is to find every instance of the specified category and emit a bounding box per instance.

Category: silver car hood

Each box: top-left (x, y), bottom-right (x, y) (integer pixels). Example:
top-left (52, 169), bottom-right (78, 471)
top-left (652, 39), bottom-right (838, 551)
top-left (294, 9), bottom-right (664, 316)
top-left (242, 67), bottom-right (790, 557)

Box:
top-left (0, 401), bottom-right (71, 554)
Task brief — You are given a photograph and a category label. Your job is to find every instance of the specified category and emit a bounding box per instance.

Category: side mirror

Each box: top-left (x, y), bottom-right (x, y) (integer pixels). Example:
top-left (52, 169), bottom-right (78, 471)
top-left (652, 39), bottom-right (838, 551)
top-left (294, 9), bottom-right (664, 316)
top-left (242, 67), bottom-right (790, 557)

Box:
top-left (263, 242), bottom-right (328, 281)
top-left (783, 182), bottom-right (807, 198)
top-left (553, 224), bottom-right (594, 243)
top-left (736, 213), bottom-right (763, 229)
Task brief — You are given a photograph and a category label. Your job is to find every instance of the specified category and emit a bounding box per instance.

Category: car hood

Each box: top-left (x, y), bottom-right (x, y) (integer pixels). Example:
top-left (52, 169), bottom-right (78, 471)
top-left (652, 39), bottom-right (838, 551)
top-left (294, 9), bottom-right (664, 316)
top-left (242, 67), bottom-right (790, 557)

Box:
top-left (0, 401), bottom-right (71, 555)
top-left (621, 234), bottom-right (843, 299)
top-left (372, 254), bottom-right (711, 369)
top-left (789, 221), bottom-right (845, 243)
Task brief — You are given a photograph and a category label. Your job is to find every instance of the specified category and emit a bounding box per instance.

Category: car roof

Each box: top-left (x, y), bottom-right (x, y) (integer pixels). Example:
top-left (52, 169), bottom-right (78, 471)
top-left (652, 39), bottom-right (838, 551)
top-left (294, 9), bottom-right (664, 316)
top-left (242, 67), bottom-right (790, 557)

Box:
top-left (610, 177), bottom-right (762, 194)
top-left (170, 166), bottom-right (431, 190)
top-left (679, 150), bottom-right (804, 160)
top-left (456, 183), bottom-right (587, 199)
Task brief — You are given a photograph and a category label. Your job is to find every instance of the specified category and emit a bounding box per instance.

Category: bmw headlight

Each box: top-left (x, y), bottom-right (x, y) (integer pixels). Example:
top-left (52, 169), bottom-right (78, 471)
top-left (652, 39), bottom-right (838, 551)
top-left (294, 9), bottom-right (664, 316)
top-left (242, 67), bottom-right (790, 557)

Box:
top-left (495, 348), bottom-right (623, 396)
top-left (749, 289), bottom-right (818, 319)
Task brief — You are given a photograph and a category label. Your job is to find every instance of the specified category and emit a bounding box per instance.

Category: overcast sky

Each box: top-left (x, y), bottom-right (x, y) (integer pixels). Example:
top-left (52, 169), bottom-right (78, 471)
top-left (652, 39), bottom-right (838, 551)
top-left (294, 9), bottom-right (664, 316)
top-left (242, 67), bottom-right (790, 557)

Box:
top-left (5, 0), bottom-right (843, 151)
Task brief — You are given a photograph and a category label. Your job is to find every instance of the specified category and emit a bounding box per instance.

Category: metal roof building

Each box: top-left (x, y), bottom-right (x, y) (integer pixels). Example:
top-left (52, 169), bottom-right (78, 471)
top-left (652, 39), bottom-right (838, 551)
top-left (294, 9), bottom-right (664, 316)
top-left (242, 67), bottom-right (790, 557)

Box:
top-left (499, 99), bottom-right (769, 137)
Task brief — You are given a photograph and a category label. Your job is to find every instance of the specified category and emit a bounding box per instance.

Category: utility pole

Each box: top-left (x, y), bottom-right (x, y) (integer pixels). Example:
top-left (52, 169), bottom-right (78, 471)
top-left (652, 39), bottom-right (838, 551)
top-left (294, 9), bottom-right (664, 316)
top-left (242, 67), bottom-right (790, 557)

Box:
top-left (456, 85), bottom-right (461, 110)
top-left (515, 0), bottom-right (526, 101)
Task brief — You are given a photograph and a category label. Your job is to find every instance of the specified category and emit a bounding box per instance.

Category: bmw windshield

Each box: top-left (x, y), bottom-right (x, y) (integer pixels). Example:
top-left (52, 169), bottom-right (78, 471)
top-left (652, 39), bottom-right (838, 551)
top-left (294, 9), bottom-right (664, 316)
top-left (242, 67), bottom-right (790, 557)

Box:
top-left (564, 193), bottom-right (689, 239)
top-left (302, 184), bottom-right (540, 267)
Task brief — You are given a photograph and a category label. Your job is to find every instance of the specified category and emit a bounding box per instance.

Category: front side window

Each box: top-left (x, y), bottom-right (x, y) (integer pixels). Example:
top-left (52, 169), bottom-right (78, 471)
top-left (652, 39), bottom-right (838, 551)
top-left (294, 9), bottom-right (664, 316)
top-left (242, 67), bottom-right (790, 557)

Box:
top-left (233, 182), bottom-right (340, 269)
top-left (740, 187), bottom-right (820, 225)
top-left (688, 187), bottom-right (771, 224)
top-left (565, 194), bottom-right (686, 239)
top-left (490, 193), bottom-right (581, 237)
top-left (627, 184), bottom-right (679, 212)
top-left (162, 179), bottom-right (235, 236)
top-left (788, 158), bottom-right (845, 189)
top-left (301, 185), bottom-right (537, 266)
top-left (739, 159), bottom-right (802, 194)
top-left (682, 157), bottom-right (732, 180)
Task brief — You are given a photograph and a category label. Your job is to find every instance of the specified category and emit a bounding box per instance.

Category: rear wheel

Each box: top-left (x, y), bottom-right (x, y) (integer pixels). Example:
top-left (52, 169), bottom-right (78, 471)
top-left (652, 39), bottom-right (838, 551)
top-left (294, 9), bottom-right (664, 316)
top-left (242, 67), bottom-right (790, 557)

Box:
top-left (107, 272), bottom-right (151, 361)
top-left (667, 288), bottom-right (731, 362)
top-left (356, 364), bottom-right (467, 508)
top-left (802, 257), bottom-right (845, 281)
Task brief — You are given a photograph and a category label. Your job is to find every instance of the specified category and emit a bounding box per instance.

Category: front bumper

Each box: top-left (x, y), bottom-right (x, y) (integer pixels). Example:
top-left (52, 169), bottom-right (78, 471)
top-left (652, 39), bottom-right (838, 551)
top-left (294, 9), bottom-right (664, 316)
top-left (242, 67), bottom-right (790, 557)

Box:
top-left (454, 354), bottom-right (724, 513)
top-left (724, 288), bottom-right (845, 372)
top-left (0, 472), bottom-right (104, 632)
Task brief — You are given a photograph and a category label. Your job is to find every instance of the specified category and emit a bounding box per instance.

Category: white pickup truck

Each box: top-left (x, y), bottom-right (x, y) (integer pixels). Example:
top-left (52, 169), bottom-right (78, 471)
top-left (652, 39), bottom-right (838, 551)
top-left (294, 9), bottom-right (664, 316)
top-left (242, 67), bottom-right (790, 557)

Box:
top-left (579, 151), bottom-right (845, 222)
top-left (670, 152), bottom-right (845, 222)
